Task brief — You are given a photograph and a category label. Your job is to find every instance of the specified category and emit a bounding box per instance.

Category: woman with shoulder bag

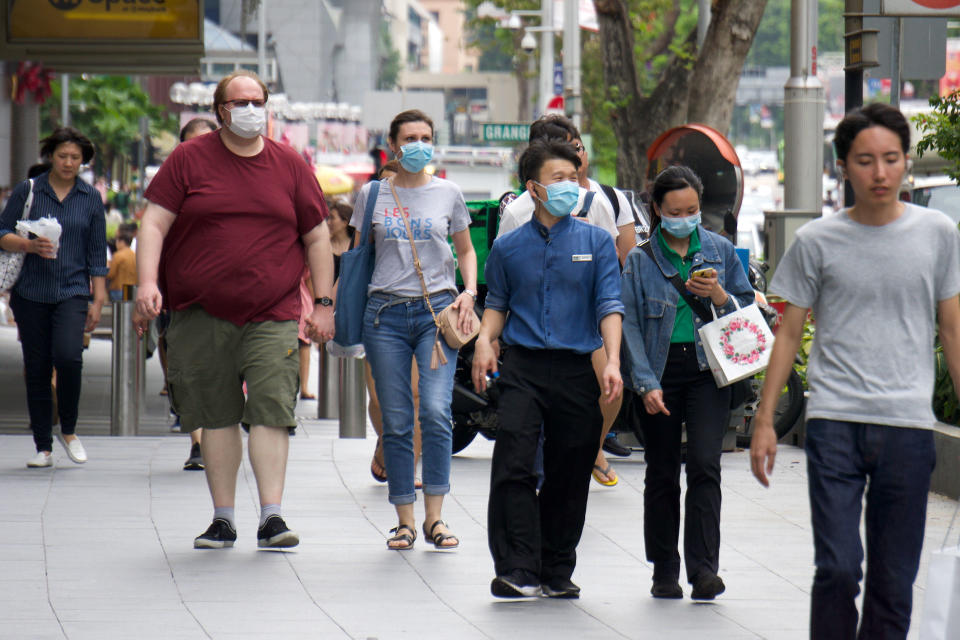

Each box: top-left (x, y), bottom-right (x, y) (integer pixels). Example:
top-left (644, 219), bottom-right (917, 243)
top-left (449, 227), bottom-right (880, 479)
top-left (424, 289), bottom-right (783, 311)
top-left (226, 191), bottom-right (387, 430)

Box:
top-left (351, 109), bottom-right (478, 550)
top-left (620, 165), bottom-right (754, 600)
top-left (0, 127), bottom-right (108, 468)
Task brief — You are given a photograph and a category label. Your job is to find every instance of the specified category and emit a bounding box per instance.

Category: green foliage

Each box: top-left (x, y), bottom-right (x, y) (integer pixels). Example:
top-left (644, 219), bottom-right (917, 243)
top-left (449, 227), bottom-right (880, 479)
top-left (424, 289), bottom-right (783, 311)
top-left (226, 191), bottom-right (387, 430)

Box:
top-left (747, 0), bottom-right (846, 67)
top-left (935, 337), bottom-right (960, 425)
top-left (378, 23), bottom-right (403, 90)
top-left (43, 75), bottom-right (175, 177)
top-left (914, 91), bottom-right (960, 184)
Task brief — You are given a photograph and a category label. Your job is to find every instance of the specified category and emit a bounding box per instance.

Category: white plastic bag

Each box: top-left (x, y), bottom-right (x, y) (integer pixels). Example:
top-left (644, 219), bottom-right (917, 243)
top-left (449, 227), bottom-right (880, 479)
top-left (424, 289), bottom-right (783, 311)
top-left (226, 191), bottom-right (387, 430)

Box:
top-left (16, 217), bottom-right (62, 257)
top-left (921, 507), bottom-right (960, 639)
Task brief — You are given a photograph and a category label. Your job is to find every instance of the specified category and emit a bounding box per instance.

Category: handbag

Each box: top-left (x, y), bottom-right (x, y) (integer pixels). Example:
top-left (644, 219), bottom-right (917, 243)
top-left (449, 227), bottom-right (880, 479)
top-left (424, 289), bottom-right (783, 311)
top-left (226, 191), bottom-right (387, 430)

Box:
top-left (640, 240), bottom-right (758, 398)
top-left (0, 178), bottom-right (35, 294)
top-left (387, 179), bottom-right (479, 367)
top-left (698, 297), bottom-right (774, 387)
top-left (331, 180), bottom-right (380, 349)
top-left (921, 504), bottom-right (960, 639)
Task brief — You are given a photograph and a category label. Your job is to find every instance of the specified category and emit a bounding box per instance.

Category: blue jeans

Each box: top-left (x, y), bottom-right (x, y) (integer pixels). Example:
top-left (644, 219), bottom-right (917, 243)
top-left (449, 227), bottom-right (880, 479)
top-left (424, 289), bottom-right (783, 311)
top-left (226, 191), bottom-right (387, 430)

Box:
top-left (9, 292), bottom-right (88, 452)
top-left (805, 419), bottom-right (936, 640)
top-left (363, 292), bottom-right (457, 505)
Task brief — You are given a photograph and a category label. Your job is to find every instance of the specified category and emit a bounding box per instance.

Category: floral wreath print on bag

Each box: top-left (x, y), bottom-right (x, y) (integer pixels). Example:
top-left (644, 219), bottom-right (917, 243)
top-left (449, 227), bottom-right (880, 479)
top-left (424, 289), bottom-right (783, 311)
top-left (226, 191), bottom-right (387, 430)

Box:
top-left (719, 317), bottom-right (768, 365)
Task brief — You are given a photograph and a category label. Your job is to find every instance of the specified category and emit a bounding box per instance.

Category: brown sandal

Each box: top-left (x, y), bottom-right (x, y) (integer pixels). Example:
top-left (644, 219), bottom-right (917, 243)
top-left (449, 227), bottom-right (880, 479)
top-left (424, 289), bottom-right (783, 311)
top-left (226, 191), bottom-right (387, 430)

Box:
top-left (387, 524), bottom-right (416, 550)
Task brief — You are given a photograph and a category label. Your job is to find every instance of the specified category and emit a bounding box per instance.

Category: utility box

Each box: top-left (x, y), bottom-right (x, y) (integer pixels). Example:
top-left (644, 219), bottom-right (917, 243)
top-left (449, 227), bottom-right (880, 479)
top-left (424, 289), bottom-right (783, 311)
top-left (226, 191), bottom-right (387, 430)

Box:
top-left (764, 210), bottom-right (820, 275)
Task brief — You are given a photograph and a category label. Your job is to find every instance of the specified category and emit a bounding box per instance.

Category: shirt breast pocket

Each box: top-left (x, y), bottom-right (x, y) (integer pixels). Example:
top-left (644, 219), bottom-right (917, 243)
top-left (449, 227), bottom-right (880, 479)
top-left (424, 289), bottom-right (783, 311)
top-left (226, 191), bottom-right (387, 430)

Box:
top-left (644, 299), bottom-right (666, 319)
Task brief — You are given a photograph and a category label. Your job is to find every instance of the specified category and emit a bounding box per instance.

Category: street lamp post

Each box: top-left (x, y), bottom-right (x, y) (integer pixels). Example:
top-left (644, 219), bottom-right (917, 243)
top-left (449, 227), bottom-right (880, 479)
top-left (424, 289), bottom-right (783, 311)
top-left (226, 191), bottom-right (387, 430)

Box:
top-left (512, 0), bottom-right (555, 117)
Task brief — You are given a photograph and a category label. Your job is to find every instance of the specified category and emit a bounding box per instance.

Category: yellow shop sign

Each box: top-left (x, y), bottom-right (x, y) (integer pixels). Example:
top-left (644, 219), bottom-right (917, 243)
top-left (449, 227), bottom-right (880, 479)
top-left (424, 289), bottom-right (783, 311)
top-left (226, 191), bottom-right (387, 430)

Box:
top-left (9, 0), bottom-right (201, 41)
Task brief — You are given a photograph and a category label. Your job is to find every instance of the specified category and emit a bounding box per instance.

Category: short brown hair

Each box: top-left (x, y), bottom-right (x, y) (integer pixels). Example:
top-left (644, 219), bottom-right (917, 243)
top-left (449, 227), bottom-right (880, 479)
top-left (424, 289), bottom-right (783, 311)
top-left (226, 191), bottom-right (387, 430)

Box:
top-left (212, 70), bottom-right (269, 125)
top-left (378, 159), bottom-right (401, 179)
top-left (388, 109), bottom-right (434, 143)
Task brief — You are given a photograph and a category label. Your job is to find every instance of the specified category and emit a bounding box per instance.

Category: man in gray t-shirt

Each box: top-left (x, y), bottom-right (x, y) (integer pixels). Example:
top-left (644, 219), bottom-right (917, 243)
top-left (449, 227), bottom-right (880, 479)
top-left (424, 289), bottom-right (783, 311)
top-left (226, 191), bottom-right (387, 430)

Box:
top-left (750, 103), bottom-right (960, 639)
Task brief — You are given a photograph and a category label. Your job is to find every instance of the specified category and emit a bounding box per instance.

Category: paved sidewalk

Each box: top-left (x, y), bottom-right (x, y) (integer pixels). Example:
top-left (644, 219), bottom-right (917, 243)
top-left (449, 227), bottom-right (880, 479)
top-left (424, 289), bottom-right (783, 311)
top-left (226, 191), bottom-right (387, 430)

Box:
top-left (0, 425), bottom-right (956, 640)
top-left (0, 321), bottom-right (957, 638)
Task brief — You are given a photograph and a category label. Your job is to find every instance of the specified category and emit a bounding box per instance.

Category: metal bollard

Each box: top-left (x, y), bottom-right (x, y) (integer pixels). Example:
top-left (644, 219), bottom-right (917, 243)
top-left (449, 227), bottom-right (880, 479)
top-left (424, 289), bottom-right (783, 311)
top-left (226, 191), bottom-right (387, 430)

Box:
top-left (110, 284), bottom-right (144, 435)
top-left (338, 356), bottom-right (367, 438)
top-left (317, 342), bottom-right (339, 419)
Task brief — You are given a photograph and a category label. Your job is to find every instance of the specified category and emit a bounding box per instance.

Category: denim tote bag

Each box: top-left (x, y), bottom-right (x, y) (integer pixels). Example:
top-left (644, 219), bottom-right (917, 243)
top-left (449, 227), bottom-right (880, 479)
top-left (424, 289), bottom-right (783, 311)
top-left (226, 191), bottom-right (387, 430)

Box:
top-left (332, 179), bottom-right (380, 349)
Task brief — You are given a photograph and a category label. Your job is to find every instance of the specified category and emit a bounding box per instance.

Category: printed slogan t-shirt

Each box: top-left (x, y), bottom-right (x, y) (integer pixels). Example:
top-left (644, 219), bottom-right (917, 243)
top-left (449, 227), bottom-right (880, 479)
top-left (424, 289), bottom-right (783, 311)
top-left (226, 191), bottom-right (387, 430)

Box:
top-left (350, 177), bottom-right (471, 297)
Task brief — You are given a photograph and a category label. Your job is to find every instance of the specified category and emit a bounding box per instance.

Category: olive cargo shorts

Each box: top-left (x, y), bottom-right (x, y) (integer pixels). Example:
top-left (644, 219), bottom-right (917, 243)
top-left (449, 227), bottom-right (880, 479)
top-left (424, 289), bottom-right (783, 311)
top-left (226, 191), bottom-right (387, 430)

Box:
top-left (166, 306), bottom-right (300, 431)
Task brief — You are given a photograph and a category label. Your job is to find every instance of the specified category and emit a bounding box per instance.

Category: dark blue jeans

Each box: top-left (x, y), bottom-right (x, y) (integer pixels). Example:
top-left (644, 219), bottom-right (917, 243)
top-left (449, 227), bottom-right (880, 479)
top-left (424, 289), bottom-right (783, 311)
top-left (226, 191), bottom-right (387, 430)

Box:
top-left (805, 419), bottom-right (936, 640)
top-left (10, 292), bottom-right (89, 453)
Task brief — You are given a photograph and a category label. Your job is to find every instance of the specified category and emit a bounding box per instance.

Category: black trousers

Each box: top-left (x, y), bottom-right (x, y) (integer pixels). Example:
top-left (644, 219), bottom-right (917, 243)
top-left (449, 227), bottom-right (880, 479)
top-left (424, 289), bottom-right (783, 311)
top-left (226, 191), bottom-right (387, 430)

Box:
top-left (10, 292), bottom-right (88, 453)
top-left (633, 342), bottom-right (730, 583)
top-left (487, 346), bottom-right (602, 582)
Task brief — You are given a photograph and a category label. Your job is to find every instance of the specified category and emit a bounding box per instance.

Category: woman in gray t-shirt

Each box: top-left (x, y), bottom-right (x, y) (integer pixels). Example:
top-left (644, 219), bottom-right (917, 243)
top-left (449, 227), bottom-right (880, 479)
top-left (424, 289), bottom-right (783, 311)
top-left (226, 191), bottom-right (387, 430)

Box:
top-left (351, 109), bottom-right (478, 551)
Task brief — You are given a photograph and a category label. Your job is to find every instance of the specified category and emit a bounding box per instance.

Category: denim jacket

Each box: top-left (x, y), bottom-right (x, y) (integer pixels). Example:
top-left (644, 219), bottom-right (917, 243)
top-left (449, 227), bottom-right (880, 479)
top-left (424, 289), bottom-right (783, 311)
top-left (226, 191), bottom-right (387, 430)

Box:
top-left (620, 226), bottom-right (755, 396)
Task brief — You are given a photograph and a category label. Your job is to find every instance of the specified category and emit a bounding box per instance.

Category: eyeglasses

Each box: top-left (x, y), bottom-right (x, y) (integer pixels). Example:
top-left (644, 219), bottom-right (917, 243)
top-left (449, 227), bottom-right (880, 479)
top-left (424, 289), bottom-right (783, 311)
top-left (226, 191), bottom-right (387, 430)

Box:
top-left (223, 99), bottom-right (266, 109)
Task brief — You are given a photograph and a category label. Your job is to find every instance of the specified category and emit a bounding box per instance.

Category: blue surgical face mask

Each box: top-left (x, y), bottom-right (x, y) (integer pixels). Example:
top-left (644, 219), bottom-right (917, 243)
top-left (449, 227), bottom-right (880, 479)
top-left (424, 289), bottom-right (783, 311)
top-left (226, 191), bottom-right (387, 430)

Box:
top-left (660, 211), bottom-right (701, 238)
top-left (534, 181), bottom-right (580, 217)
top-left (399, 141), bottom-right (434, 173)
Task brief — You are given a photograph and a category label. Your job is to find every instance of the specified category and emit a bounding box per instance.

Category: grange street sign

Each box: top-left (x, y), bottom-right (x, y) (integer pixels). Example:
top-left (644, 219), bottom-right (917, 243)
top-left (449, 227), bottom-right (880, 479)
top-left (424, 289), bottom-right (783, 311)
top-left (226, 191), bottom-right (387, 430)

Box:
top-left (481, 123), bottom-right (530, 143)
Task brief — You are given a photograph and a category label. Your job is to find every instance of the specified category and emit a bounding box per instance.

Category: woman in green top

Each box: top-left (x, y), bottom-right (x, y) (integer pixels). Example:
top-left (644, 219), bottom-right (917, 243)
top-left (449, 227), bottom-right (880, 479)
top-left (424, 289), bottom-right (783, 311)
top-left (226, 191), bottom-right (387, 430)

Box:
top-left (620, 166), bottom-right (754, 601)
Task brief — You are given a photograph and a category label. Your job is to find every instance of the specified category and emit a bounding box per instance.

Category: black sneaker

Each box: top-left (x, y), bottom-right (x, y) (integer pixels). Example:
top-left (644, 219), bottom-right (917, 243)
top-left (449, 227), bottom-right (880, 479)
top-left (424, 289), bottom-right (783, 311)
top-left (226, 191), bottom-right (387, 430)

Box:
top-left (690, 572), bottom-right (725, 600)
top-left (491, 569), bottom-right (541, 598)
top-left (602, 434), bottom-right (632, 457)
top-left (183, 443), bottom-right (204, 471)
top-left (542, 577), bottom-right (581, 599)
top-left (257, 515), bottom-right (300, 548)
top-left (194, 518), bottom-right (237, 549)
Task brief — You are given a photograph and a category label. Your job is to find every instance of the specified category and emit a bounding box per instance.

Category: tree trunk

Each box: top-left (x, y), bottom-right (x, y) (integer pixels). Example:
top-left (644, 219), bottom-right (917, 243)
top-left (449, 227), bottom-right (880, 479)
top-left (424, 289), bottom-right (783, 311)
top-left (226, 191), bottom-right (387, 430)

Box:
top-left (687, 0), bottom-right (768, 131)
top-left (593, 0), bottom-right (768, 191)
top-left (593, 0), bottom-right (649, 192)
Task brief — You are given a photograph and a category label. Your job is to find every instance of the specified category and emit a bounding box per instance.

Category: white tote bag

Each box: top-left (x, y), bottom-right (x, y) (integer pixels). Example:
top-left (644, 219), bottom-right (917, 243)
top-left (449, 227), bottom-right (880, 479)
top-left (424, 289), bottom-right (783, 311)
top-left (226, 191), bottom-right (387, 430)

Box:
top-left (0, 178), bottom-right (35, 294)
top-left (697, 297), bottom-right (774, 387)
top-left (920, 507), bottom-right (960, 640)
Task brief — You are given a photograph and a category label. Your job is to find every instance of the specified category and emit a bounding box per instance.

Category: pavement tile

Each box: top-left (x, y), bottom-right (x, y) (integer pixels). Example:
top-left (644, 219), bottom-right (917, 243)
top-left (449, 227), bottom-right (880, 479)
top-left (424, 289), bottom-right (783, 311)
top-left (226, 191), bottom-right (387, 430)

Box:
top-left (0, 328), bottom-right (956, 639)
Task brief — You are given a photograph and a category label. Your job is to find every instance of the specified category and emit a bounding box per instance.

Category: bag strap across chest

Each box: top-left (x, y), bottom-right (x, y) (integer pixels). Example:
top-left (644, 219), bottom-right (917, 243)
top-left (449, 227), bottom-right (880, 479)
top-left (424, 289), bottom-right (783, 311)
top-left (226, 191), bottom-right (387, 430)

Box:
top-left (639, 240), bottom-right (713, 323)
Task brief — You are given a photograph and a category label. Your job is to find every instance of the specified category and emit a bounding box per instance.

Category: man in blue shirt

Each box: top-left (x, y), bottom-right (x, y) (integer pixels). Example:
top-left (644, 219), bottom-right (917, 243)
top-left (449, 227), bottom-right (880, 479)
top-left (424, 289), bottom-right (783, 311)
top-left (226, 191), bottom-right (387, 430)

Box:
top-left (472, 139), bottom-right (624, 598)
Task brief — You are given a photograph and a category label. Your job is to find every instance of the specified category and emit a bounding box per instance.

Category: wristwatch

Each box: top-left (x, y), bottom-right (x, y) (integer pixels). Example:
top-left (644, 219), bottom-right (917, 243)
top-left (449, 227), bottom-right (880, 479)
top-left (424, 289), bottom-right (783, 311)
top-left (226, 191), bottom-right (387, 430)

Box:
top-left (463, 288), bottom-right (477, 301)
top-left (314, 297), bottom-right (333, 307)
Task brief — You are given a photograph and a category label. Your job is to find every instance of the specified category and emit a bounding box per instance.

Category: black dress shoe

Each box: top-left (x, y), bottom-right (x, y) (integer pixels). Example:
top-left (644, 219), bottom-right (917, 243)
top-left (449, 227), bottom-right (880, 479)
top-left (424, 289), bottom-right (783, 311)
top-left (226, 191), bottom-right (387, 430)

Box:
top-left (690, 572), bottom-right (725, 600)
top-left (602, 434), bottom-right (632, 457)
top-left (651, 579), bottom-right (683, 599)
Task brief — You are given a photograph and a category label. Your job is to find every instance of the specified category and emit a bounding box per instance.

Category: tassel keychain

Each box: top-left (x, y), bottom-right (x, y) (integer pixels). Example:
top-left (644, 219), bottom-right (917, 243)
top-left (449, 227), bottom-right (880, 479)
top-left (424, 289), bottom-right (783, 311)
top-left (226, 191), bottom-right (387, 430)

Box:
top-left (430, 328), bottom-right (448, 369)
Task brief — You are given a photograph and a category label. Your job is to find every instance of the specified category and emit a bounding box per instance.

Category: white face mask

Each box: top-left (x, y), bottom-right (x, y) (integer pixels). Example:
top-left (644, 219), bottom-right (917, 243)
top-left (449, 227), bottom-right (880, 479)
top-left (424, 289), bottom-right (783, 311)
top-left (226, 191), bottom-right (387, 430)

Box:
top-left (225, 104), bottom-right (266, 139)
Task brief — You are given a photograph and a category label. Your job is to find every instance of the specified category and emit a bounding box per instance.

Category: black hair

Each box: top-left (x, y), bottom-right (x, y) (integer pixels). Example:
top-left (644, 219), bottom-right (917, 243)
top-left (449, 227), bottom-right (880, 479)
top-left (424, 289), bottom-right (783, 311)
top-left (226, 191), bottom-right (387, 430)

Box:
top-left (118, 221), bottom-right (139, 235)
top-left (528, 114), bottom-right (580, 144)
top-left (518, 138), bottom-right (581, 187)
top-left (649, 165), bottom-right (704, 229)
top-left (115, 229), bottom-right (134, 246)
top-left (834, 102), bottom-right (910, 163)
top-left (40, 127), bottom-right (95, 164)
top-left (179, 117), bottom-right (218, 142)
top-left (27, 162), bottom-right (51, 179)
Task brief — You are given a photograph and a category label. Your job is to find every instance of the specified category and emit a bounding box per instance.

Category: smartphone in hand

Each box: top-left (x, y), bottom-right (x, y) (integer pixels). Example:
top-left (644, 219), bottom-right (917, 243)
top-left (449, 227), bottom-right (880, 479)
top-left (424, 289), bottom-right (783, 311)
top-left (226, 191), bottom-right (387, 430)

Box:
top-left (690, 267), bottom-right (717, 279)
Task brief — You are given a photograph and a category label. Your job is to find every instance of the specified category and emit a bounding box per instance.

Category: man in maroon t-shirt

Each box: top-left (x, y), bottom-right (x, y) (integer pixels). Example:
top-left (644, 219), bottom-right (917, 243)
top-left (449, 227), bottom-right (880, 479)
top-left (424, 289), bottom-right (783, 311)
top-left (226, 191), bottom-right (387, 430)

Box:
top-left (135, 70), bottom-right (335, 550)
